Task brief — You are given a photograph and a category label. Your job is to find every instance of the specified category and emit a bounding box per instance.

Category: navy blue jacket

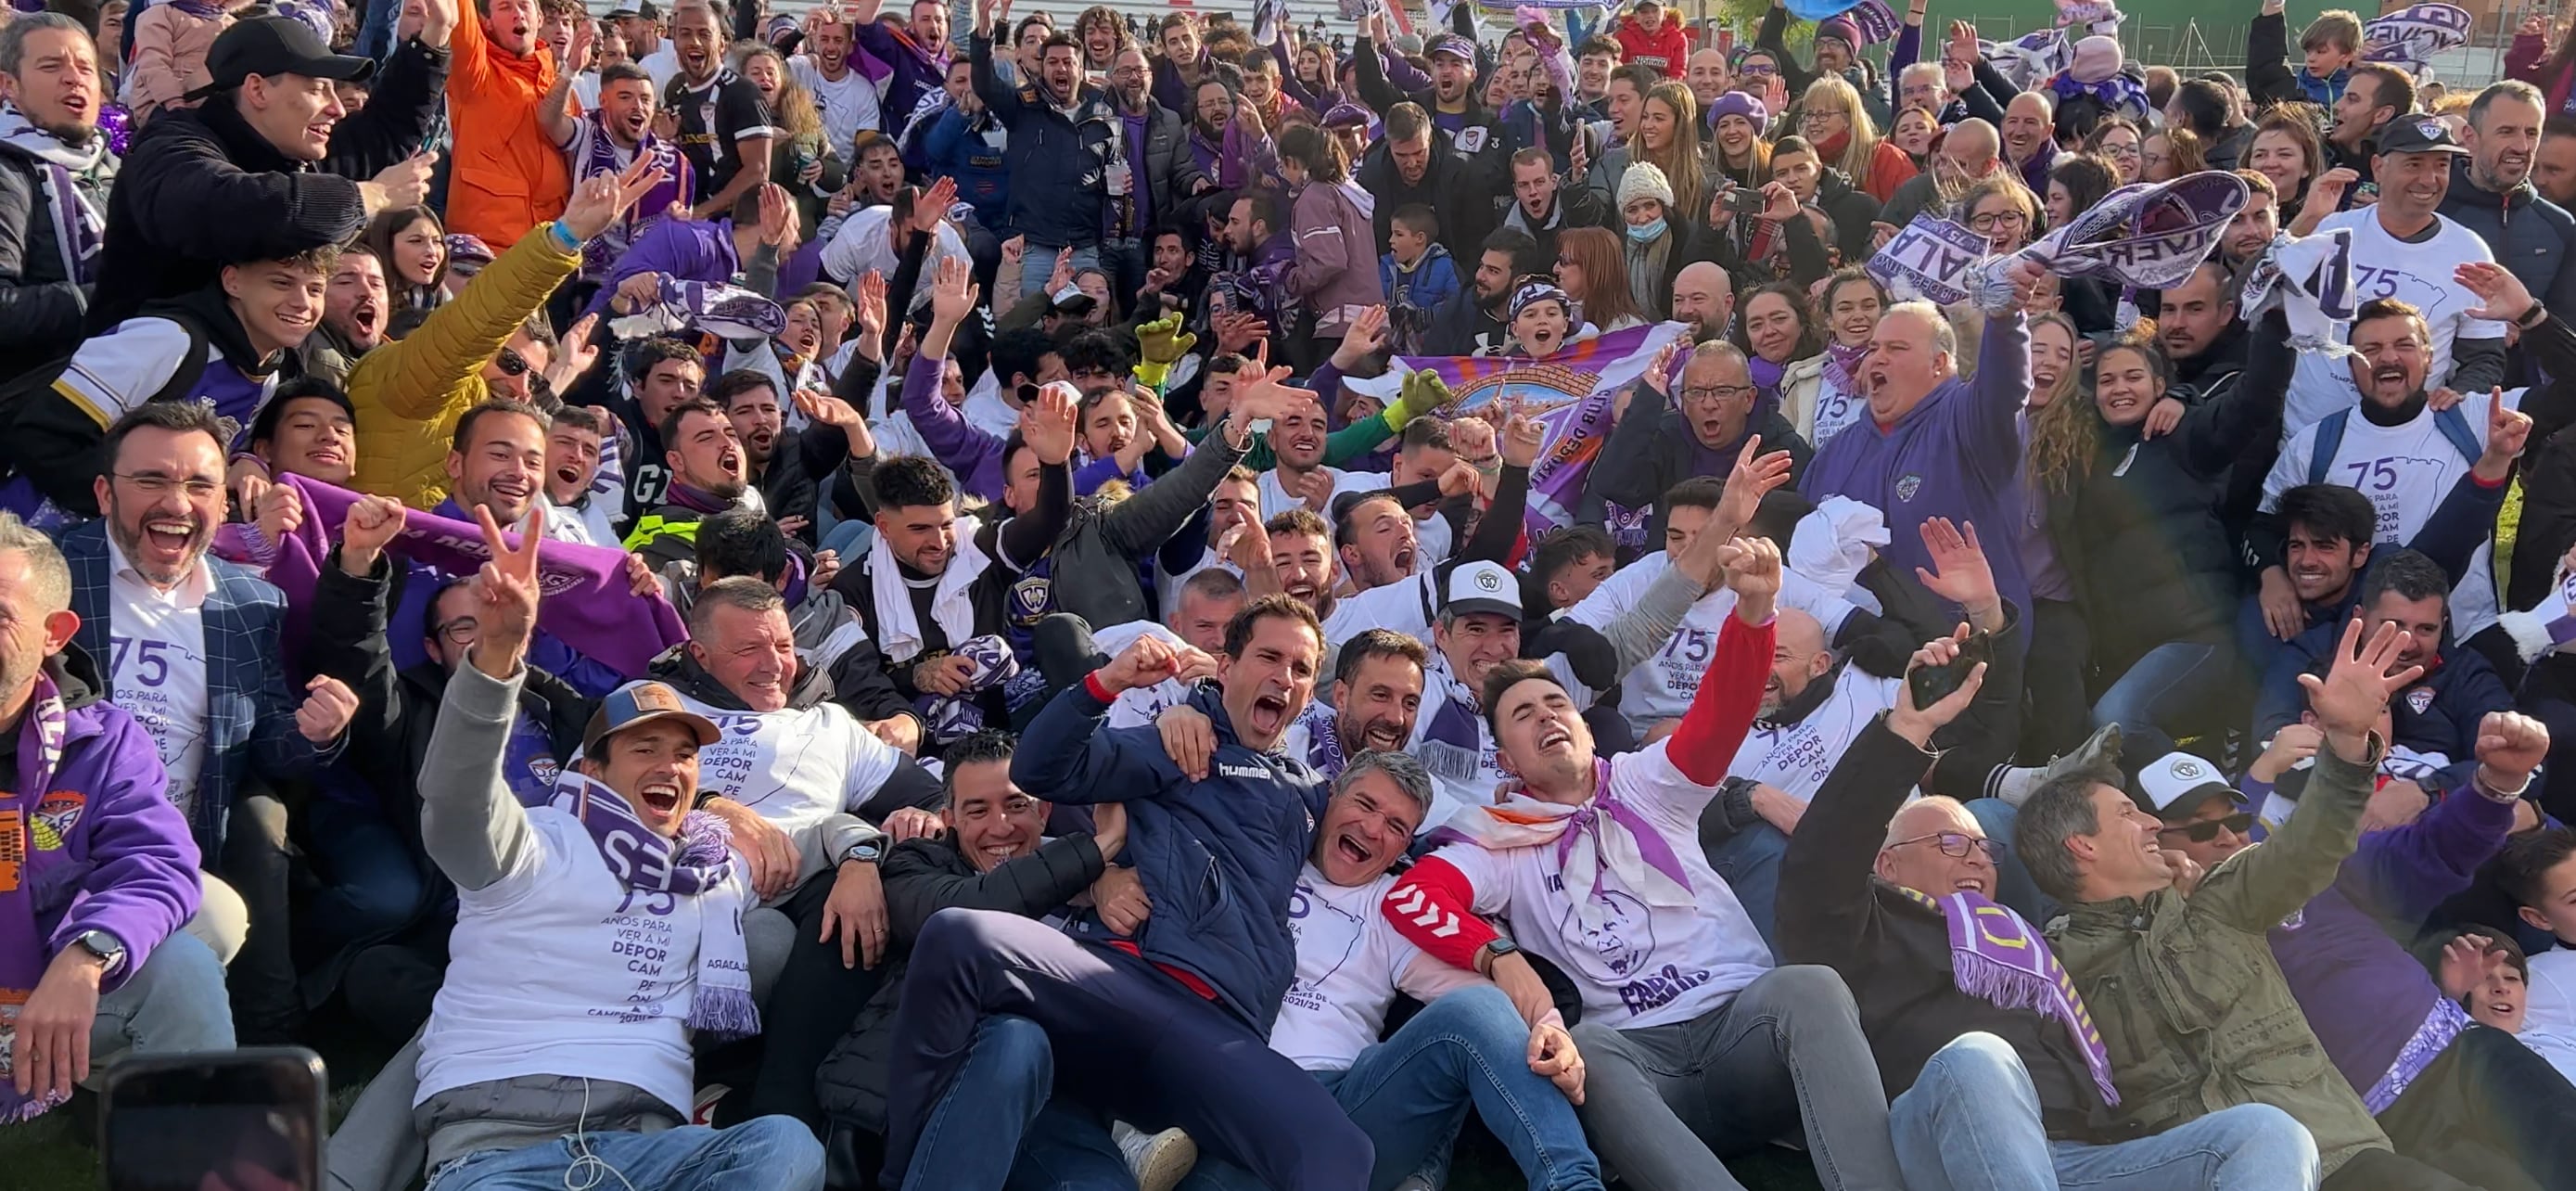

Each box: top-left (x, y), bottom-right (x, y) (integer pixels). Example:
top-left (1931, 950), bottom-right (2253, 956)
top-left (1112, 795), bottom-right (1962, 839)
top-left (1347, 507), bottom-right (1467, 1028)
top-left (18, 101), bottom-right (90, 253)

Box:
top-left (968, 32), bottom-right (1116, 251)
top-left (1013, 681), bottom-right (1323, 1032)
top-left (2254, 630), bottom-right (2519, 798)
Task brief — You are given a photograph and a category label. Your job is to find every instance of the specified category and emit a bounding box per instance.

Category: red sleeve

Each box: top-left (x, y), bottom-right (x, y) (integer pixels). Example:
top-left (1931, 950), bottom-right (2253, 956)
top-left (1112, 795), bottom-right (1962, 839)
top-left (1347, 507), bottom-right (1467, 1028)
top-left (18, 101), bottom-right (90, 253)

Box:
top-left (1667, 609), bottom-right (1775, 787)
top-left (1383, 855), bottom-right (1499, 971)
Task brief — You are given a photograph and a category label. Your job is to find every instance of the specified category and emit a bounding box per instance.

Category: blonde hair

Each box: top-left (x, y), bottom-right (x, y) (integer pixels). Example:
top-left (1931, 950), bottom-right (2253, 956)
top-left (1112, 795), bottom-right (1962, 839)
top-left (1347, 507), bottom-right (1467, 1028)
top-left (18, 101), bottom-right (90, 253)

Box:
top-left (1803, 74), bottom-right (1886, 181)
top-left (2020, 312), bottom-right (2092, 494)
top-left (1639, 81), bottom-right (1710, 221)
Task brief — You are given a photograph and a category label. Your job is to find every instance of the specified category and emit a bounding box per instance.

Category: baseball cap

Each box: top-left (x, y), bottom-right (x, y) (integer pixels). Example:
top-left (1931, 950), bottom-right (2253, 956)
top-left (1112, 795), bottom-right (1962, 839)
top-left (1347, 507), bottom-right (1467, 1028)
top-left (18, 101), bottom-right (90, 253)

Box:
top-left (2127, 749), bottom-right (2242, 822)
top-left (189, 16), bottom-right (376, 100)
top-left (1426, 32), bottom-right (1476, 62)
top-left (583, 682), bottom-right (722, 755)
top-left (1444, 560), bottom-right (1524, 621)
top-left (2377, 114), bottom-right (2469, 158)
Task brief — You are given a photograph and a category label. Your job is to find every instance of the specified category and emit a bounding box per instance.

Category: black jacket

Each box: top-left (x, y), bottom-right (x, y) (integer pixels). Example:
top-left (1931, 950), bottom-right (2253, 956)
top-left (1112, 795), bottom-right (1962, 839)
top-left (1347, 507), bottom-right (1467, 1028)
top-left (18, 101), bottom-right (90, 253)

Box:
top-left (813, 830), bottom-right (1108, 1133)
top-left (92, 35), bottom-right (447, 331)
top-left (1422, 284), bottom-right (1509, 357)
top-left (2504, 308), bottom-right (2576, 613)
top-left (2047, 309), bottom-right (2289, 678)
top-left (1585, 379), bottom-right (1814, 544)
top-left (0, 143), bottom-right (108, 379)
top-left (1355, 128), bottom-right (1502, 262)
top-left (1777, 715), bottom-right (2125, 1141)
top-left (1807, 167), bottom-right (1882, 270)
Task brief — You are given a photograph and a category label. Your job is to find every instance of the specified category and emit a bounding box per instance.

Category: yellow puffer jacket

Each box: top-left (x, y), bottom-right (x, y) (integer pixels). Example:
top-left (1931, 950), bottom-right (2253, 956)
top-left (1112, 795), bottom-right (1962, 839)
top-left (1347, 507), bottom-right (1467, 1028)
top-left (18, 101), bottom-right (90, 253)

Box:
top-left (349, 223), bottom-right (580, 508)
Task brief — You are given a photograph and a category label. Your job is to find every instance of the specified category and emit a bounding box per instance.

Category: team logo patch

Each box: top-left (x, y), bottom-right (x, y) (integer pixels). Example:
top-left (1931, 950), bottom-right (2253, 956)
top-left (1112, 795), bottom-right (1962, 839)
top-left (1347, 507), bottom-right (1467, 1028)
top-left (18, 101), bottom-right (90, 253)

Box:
top-left (2406, 687), bottom-right (2435, 714)
top-left (1476, 569), bottom-right (1502, 592)
top-left (2415, 118), bottom-right (2445, 141)
top-left (2167, 757), bottom-right (2209, 782)
top-left (29, 793), bottom-right (83, 852)
top-left (1010, 575), bottom-right (1053, 623)
top-left (1894, 473), bottom-right (1922, 502)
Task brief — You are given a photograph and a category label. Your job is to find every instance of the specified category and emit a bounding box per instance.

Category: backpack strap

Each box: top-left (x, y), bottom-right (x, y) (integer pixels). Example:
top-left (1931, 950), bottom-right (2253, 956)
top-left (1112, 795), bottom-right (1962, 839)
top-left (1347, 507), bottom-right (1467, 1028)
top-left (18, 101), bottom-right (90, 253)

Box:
top-left (2431, 403), bottom-right (2483, 466)
top-left (2306, 408), bottom-right (2351, 486)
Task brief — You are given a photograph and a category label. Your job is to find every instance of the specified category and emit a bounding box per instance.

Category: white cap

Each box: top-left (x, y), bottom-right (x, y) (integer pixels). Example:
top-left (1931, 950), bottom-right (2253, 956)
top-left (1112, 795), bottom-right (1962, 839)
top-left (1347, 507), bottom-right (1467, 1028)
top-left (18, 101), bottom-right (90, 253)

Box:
top-left (2132, 750), bottom-right (2240, 820)
top-left (1443, 560), bottom-right (1523, 621)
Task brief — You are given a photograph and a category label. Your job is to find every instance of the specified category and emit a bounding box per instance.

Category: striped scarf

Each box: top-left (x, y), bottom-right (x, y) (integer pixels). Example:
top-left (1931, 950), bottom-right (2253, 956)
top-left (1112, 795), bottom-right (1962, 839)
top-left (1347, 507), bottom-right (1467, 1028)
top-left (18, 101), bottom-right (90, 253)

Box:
top-left (1894, 885), bottom-right (2120, 1106)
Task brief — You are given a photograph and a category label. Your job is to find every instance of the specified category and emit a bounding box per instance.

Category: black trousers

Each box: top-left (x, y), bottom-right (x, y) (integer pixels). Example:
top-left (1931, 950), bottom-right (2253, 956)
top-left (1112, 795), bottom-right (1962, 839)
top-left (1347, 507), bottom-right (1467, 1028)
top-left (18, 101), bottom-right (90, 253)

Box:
top-left (2323, 1148), bottom-right (2481, 1191)
top-left (2379, 1024), bottom-right (2576, 1191)
top-left (738, 868), bottom-right (890, 1132)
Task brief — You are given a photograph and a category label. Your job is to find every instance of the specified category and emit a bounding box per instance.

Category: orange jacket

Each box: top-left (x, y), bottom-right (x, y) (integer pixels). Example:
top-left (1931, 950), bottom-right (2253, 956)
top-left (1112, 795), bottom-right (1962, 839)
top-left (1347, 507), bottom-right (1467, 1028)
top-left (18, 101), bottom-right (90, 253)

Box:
top-left (444, 14), bottom-right (572, 248)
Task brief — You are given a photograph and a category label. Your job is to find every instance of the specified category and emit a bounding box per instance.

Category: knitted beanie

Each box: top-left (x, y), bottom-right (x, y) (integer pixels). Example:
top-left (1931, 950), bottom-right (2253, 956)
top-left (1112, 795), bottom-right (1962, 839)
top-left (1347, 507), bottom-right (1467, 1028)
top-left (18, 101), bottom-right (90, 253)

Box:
top-left (1616, 161), bottom-right (1677, 210)
top-left (1707, 90), bottom-right (1769, 132)
top-left (1815, 15), bottom-right (1861, 50)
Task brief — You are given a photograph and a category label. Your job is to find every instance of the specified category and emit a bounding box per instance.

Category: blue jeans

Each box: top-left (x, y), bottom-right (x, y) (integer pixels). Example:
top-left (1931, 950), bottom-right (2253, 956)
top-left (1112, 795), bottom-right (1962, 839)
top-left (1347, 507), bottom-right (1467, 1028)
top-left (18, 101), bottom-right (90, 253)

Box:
top-left (2091, 640), bottom-right (2230, 759)
top-left (1180, 986), bottom-right (1604, 1191)
top-left (1706, 825), bottom-right (1790, 954)
top-left (1962, 799), bottom-right (2057, 925)
top-left (427, 1116), bottom-right (823, 1191)
top-left (1019, 243), bottom-right (1103, 300)
top-left (355, 0), bottom-right (400, 59)
top-left (904, 1016), bottom-right (1056, 1191)
top-left (91, 930), bottom-right (234, 1069)
top-left (1892, 1032), bottom-right (2320, 1191)
top-left (306, 798), bottom-right (427, 951)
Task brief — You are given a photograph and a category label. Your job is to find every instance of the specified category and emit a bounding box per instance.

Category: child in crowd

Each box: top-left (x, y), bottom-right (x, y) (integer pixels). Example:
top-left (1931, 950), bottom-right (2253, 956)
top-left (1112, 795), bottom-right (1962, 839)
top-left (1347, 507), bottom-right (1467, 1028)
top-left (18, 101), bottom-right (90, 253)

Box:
top-left (124, 0), bottom-right (249, 120)
top-left (2501, 828), bottom-right (2576, 1084)
top-left (1377, 204), bottom-right (1460, 327)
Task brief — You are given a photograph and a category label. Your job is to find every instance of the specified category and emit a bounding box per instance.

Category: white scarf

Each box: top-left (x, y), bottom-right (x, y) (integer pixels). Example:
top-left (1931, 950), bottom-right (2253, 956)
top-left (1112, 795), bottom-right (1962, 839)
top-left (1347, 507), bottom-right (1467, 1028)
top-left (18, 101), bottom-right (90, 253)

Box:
top-left (0, 105), bottom-right (105, 285)
top-left (867, 513), bottom-right (992, 664)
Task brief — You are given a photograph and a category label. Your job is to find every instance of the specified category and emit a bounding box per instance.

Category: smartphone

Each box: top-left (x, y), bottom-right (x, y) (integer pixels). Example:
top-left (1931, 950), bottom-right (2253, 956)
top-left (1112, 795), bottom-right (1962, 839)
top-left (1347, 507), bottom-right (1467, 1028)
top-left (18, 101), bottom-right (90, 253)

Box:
top-left (1716, 187), bottom-right (1768, 217)
top-left (1906, 630), bottom-right (1993, 711)
top-left (102, 1047), bottom-right (326, 1191)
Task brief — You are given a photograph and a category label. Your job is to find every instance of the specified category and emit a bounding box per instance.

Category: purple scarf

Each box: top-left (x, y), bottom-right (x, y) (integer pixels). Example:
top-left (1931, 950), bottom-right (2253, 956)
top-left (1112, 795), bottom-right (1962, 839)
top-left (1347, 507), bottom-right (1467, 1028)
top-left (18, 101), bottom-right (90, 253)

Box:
top-left (1821, 341), bottom-right (1868, 394)
top-left (0, 673), bottom-right (71, 1121)
top-left (535, 772), bottom-right (758, 1039)
top-left (576, 111), bottom-right (693, 278)
top-left (267, 475), bottom-right (687, 679)
top-left (1899, 886), bottom-right (2120, 1106)
top-left (1748, 352), bottom-right (1787, 401)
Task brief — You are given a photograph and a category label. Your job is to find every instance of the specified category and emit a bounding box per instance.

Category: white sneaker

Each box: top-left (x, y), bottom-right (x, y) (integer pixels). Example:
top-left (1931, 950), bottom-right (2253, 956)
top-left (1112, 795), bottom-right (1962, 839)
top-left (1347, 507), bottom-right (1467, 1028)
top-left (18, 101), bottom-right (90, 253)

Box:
top-left (1115, 1122), bottom-right (1199, 1191)
top-left (689, 1084), bottom-right (729, 1127)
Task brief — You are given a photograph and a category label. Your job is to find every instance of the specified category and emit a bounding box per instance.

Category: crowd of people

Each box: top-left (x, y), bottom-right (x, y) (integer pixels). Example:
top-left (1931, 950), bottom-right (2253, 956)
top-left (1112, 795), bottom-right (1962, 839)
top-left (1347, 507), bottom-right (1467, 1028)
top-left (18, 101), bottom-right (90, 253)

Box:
top-left (13, 0), bottom-right (2576, 1186)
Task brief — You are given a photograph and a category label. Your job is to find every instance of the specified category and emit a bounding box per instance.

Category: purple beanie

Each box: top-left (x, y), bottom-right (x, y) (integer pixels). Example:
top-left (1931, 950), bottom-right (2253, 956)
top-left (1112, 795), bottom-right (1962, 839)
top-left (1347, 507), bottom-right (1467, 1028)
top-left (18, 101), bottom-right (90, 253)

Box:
top-left (1815, 15), bottom-right (1861, 49)
top-left (1708, 90), bottom-right (1769, 131)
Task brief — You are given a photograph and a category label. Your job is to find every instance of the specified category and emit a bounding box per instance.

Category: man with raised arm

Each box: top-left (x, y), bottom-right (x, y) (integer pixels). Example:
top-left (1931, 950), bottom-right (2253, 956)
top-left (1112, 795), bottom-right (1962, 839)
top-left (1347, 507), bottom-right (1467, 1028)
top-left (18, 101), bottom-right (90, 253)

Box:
top-left (1381, 538), bottom-right (1906, 1191)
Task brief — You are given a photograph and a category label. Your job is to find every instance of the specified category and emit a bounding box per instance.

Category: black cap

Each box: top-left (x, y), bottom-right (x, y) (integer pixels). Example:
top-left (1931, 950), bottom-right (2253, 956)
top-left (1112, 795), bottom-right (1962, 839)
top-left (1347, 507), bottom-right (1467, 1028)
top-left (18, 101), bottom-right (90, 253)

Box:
top-left (188, 16), bottom-right (376, 100)
top-left (2376, 114), bottom-right (2470, 158)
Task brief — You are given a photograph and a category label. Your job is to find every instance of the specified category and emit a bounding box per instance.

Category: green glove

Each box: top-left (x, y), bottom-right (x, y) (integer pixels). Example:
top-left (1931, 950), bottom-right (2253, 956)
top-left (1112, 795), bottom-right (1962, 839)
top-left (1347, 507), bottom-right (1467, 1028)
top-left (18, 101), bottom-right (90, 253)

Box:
top-left (1132, 315), bottom-right (1198, 388)
top-left (1385, 369), bottom-right (1455, 427)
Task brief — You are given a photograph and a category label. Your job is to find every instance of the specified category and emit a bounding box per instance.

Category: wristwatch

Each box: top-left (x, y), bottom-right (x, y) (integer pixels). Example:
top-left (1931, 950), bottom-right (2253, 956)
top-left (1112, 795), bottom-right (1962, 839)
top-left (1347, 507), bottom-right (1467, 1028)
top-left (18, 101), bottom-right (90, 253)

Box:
top-left (72, 930), bottom-right (124, 975)
top-left (1475, 937), bottom-right (1520, 975)
top-left (844, 838), bottom-right (887, 865)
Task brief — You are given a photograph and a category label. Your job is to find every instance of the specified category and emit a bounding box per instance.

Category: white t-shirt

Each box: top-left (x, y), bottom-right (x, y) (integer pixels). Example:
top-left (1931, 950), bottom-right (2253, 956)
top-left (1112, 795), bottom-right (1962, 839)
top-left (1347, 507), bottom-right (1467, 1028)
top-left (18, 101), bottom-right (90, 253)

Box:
top-left (666, 689), bottom-right (905, 894)
top-left (1428, 738), bottom-right (1774, 1030)
top-left (789, 56), bottom-right (883, 163)
top-left (1256, 465), bottom-right (1375, 522)
top-left (1320, 571), bottom-right (1441, 657)
top-left (640, 45), bottom-right (681, 92)
top-left (1096, 621), bottom-right (1204, 728)
top-left (2260, 387), bottom-right (2521, 639)
top-left (1414, 509), bottom-right (1454, 572)
top-left (1809, 372), bottom-right (1866, 452)
top-left (1567, 553), bottom-right (1855, 736)
top-left (821, 207), bottom-right (971, 312)
top-left (1271, 864), bottom-right (1462, 1069)
top-left (104, 538), bottom-right (211, 817)
top-left (2519, 946), bottom-right (2576, 1088)
top-left (571, 69), bottom-right (601, 110)
top-left (1728, 664), bottom-right (1906, 804)
top-left (2311, 207), bottom-right (2505, 394)
top-left (417, 804), bottom-right (736, 1116)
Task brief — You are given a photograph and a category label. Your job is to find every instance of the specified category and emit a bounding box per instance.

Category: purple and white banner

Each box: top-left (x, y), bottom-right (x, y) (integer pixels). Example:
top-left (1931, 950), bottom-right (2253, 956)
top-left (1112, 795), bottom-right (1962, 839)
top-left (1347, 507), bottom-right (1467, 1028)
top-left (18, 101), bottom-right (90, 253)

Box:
top-left (1964, 171), bottom-right (2250, 310)
top-left (2240, 226), bottom-right (2357, 351)
top-left (1867, 212), bottom-right (1994, 306)
top-left (2366, 4), bottom-right (2473, 70)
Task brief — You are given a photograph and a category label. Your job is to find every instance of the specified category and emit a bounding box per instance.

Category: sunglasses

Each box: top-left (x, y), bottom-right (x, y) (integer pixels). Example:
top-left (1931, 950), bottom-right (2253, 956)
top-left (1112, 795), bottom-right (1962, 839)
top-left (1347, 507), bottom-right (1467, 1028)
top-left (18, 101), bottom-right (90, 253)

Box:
top-left (494, 347), bottom-right (530, 377)
top-left (2160, 813), bottom-right (2255, 843)
top-left (1887, 831), bottom-right (2003, 860)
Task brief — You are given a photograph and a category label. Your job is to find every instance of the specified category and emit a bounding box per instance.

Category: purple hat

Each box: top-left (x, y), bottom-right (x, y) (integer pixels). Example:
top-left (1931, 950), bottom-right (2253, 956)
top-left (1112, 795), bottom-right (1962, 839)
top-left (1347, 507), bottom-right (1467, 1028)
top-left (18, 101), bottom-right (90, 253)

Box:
top-left (1322, 101), bottom-right (1371, 129)
top-left (443, 233), bottom-right (495, 268)
top-left (1426, 32), bottom-right (1476, 62)
top-left (1815, 15), bottom-right (1861, 48)
top-left (1707, 90), bottom-right (1768, 131)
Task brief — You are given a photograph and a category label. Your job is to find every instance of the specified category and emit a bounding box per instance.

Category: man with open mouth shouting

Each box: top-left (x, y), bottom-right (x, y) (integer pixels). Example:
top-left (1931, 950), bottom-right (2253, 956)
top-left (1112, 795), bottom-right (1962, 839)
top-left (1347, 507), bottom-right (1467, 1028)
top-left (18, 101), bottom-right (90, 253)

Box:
top-left (879, 596), bottom-right (1375, 1191)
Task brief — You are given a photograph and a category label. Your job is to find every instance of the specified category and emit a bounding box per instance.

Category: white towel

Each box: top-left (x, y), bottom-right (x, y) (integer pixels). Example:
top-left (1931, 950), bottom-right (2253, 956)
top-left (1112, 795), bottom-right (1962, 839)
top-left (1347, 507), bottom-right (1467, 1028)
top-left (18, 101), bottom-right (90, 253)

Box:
top-left (866, 511), bottom-right (991, 664)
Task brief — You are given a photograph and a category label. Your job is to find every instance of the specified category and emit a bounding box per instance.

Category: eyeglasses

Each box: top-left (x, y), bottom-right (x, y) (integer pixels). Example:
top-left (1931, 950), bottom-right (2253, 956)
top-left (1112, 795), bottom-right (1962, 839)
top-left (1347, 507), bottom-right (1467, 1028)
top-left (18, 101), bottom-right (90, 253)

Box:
top-left (1969, 210), bottom-right (2030, 231)
top-left (113, 472), bottom-right (222, 499)
top-left (431, 616), bottom-right (478, 646)
top-left (1680, 383), bottom-right (1757, 405)
top-left (1801, 108), bottom-right (1849, 123)
top-left (1888, 831), bottom-right (2005, 860)
top-left (1738, 62), bottom-right (1777, 77)
top-left (2159, 812), bottom-right (2255, 843)
top-left (494, 348), bottom-right (530, 377)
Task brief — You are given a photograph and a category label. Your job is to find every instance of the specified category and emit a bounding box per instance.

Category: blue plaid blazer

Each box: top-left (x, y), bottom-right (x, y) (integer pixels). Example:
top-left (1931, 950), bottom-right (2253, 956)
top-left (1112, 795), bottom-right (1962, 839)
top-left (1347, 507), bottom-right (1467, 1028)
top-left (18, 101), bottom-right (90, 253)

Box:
top-left (59, 519), bottom-right (333, 859)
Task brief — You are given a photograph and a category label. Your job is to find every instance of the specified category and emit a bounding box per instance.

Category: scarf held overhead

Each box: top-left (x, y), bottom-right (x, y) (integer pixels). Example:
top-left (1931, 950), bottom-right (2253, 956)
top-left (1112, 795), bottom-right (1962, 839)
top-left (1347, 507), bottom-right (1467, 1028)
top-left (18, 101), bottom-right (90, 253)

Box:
top-left (266, 475), bottom-right (688, 679)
